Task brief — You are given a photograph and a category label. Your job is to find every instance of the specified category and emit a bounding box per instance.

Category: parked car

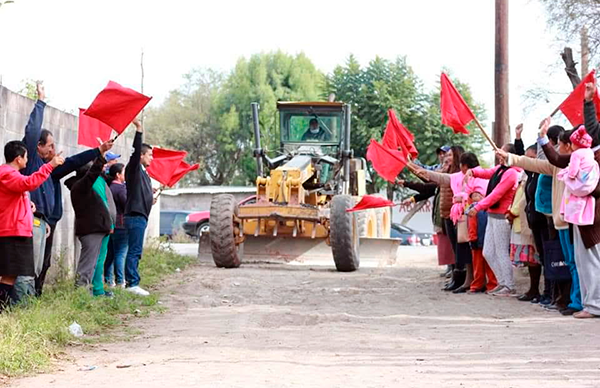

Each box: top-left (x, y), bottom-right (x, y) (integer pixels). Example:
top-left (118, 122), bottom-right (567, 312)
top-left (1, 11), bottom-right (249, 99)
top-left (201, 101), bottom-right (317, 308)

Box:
top-left (182, 210), bottom-right (210, 237)
top-left (182, 195), bottom-right (257, 238)
top-left (390, 223), bottom-right (434, 246)
top-left (160, 210), bottom-right (193, 238)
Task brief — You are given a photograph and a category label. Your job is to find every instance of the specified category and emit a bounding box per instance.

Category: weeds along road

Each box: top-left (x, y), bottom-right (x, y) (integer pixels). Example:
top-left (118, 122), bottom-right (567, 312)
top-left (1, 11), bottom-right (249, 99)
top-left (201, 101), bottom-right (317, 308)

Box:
top-left (13, 245), bottom-right (600, 388)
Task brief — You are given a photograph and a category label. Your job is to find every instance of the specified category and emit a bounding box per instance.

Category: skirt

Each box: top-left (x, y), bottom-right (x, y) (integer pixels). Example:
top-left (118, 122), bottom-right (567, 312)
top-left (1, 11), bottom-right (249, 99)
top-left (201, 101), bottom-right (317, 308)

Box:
top-left (436, 232), bottom-right (455, 266)
top-left (510, 230), bottom-right (540, 266)
top-left (0, 236), bottom-right (35, 277)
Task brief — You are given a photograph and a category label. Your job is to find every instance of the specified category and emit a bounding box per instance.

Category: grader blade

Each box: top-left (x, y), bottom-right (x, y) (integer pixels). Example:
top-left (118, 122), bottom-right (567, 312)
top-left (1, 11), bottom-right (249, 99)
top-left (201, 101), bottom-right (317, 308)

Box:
top-left (198, 233), bottom-right (400, 267)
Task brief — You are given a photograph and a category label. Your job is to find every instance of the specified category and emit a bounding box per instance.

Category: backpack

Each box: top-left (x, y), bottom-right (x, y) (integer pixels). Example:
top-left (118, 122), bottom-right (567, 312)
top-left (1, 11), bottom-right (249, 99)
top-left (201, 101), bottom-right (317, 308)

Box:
top-left (485, 165), bottom-right (510, 209)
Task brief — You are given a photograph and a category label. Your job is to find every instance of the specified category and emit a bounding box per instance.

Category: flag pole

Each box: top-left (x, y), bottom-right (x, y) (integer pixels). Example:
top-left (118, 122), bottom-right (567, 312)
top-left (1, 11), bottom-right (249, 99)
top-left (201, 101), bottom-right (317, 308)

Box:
top-left (472, 117), bottom-right (499, 151)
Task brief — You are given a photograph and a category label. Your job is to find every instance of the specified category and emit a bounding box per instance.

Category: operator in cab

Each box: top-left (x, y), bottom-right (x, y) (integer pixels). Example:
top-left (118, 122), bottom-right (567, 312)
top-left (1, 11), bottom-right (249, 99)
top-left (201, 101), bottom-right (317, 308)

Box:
top-left (301, 118), bottom-right (331, 141)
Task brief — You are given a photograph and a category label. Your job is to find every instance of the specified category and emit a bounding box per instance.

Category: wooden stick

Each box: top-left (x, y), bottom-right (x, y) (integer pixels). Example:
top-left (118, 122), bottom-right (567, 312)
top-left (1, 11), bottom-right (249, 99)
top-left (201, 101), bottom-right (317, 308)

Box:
top-left (154, 186), bottom-right (164, 199)
top-left (472, 117), bottom-right (499, 151)
top-left (549, 105), bottom-right (561, 118)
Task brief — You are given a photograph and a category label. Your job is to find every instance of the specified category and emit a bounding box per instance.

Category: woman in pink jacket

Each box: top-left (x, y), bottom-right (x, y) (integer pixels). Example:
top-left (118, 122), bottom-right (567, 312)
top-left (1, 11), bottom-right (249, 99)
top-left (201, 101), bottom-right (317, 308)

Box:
top-left (0, 141), bottom-right (63, 310)
top-left (465, 143), bottom-right (522, 296)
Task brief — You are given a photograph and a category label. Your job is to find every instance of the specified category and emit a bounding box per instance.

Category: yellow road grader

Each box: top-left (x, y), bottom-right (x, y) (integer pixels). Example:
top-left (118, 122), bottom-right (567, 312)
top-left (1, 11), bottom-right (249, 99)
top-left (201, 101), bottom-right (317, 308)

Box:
top-left (203, 101), bottom-right (400, 271)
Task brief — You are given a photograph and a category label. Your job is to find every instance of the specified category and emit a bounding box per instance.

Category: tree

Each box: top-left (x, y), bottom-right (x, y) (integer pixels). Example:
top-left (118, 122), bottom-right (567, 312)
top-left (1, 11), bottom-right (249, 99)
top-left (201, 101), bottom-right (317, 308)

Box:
top-left (326, 57), bottom-right (487, 195)
top-left (215, 51), bottom-right (325, 184)
top-left (145, 69), bottom-right (230, 186)
top-left (19, 79), bottom-right (40, 100)
top-left (145, 51), bottom-right (325, 186)
top-left (540, 0), bottom-right (600, 61)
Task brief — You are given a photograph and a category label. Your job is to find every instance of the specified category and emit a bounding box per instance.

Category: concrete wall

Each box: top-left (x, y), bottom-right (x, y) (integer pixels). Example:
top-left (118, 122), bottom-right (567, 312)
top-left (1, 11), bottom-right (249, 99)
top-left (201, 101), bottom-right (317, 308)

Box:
top-left (161, 192), bottom-right (254, 212)
top-left (0, 85), bottom-right (160, 279)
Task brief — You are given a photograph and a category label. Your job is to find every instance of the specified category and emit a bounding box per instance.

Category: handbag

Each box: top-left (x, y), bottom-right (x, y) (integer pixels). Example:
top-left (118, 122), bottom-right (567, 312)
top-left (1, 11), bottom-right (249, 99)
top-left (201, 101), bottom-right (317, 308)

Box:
top-left (542, 239), bottom-right (571, 281)
top-left (457, 215), bottom-right (469, 243)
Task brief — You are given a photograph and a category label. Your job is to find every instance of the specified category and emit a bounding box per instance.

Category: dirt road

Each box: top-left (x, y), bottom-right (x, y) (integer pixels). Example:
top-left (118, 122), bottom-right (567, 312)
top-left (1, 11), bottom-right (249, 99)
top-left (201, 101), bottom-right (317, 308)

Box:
top-left (12, 246), bottom-right (600, 388)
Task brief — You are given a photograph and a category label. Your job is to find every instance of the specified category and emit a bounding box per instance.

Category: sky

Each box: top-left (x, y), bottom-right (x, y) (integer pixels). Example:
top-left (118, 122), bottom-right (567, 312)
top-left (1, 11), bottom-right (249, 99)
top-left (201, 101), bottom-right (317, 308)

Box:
top-left (0, 0), bottom-right (583, 156)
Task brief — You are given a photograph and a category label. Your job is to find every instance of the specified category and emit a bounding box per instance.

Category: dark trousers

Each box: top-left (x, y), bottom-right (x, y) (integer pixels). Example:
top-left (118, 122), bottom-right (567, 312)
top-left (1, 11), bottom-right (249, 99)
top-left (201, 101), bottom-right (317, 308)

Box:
top-left (531, 221), bottom-right (551, 297)
top-left (444, 218), bottom-right (468, 270)
top-left (35, 224), bottom-right (56, 296)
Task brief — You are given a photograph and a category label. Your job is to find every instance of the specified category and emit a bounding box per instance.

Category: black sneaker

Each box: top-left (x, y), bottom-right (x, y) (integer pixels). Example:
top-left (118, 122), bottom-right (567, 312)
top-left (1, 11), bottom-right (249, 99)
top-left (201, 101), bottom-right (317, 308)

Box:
top-left (559, 307), bottom-right (579, 316)
top-left (538, 295), bottom-right (552, 306)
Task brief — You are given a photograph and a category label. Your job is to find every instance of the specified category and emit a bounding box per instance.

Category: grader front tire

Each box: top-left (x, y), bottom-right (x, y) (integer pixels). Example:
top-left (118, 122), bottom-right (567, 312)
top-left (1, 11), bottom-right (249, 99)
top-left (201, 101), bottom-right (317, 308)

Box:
top-left (330, 195), bottom-right (360, 272)
top-left (209, 194), bottom-right (242, 268)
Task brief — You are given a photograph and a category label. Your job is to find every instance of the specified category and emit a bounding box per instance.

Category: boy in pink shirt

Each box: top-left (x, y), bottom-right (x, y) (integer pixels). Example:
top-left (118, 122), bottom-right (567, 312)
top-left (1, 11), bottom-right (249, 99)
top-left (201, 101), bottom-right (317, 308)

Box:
top-left (0, 141), bottom-right (63, 310)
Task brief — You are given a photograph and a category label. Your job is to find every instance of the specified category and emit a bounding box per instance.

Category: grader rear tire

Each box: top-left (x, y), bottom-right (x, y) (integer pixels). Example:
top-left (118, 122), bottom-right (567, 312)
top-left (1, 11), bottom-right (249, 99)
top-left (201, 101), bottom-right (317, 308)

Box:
top-left (330, 195), bottom-right (360, 272)
top-left (209, 194), bottom-right (242, 268)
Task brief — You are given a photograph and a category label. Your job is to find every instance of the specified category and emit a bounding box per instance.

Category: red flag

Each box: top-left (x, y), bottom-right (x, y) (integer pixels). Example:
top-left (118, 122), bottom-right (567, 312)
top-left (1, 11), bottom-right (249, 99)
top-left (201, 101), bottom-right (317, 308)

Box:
top-left (147, 147), bottom-right (187, 186)
top-left (381, 109), bottom-right (418, 159)
top-left (77, 108), bottom-right (113, 148)
top-left (346, 195), bottom-right (395, 213)
top-left (558, 70), bottom-right (600, 126)
top-left (366, 139), bottom-right (407, 182)
top-left (84, 81), bottom-right (152, 134)
top-left (168, 160), bottom-right (200, 187)
top-left (440, 73), bottom-right (475, 134)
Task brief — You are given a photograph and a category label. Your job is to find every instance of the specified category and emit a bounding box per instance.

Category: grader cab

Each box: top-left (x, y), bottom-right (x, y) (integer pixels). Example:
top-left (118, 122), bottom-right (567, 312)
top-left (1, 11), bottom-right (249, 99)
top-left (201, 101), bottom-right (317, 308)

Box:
top-left (204, 101), bottom-right (399, 271)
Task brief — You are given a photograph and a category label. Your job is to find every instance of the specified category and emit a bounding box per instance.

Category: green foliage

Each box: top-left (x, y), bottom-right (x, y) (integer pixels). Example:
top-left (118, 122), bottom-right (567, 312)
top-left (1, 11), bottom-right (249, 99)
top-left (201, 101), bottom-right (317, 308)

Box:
top-left (146, 51), bottom-right (325, 186)
top-left (0, 244), bottom-right (194, 377)
top-left (147, 52), bottom-right (486, 190)
top-left (18, 79), bottom-right (39, 101)
top-left (326, 57), bottom-right (487, 192)
top-left (215, 51), bottom-right (325, 184)
top-left (145, 69), bottom-right (225, 185)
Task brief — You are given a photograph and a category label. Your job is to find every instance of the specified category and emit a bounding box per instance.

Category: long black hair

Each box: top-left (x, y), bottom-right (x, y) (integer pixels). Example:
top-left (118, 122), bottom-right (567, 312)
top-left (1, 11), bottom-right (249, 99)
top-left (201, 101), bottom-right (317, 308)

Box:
top-left (459, 152), bottom-right (479, 169)
top-left (106, 163), bottom-right (125, 185)
top-left (448, 145), bottom-right (465, 174)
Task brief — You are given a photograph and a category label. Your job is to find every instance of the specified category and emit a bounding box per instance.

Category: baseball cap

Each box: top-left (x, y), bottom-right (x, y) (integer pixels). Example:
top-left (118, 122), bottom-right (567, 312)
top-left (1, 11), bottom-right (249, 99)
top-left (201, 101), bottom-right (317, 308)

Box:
top-left (436, 145), bottom-right (451, 154)
top-left (105, 152), bottom-right (121, 162)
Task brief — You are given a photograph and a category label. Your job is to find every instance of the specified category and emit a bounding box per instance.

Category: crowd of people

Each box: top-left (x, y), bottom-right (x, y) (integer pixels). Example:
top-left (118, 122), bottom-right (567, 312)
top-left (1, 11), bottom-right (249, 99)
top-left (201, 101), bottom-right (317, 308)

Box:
top-left (401, 80), bottom-right (600, 319)
top-left (0, 84), bottom-right (156, 312)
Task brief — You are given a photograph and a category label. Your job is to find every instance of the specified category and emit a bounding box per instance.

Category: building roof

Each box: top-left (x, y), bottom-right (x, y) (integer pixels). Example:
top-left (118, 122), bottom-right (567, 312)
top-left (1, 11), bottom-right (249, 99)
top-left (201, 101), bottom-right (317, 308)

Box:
top-left (161, 186), bottom-right (255, 196)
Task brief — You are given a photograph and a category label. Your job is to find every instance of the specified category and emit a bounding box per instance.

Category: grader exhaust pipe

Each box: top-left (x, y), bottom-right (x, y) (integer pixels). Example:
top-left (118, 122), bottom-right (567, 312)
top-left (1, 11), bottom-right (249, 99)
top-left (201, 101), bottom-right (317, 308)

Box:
top-left (251, 102), bottom-right (264, 177)
top-left (342, 104), bottom-right (352, 195)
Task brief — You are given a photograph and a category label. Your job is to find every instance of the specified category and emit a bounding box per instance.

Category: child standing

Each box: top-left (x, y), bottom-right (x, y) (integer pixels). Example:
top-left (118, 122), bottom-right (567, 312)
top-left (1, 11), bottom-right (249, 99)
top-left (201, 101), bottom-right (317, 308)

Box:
top-left (0, 141), bottom-right (63, 310)
top-left (507, 172), bottom-right (540, 267)
top-left (556, 125), bottom-right (600, 226)
top-left (466, 190), bottom-right (498, 293)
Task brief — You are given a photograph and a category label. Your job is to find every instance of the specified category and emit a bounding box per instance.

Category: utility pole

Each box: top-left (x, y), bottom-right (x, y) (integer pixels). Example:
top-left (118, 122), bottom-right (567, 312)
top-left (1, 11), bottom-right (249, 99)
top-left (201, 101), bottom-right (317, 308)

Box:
top-left (581, 27), bottom-right (590, 77)
top-left (494, 0), bottom-right (509, 149)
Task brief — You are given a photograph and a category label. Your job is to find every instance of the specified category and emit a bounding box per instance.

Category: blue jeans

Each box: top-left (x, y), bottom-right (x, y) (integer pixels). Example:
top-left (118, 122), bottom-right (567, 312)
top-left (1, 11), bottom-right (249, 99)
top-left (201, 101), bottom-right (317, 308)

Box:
top-left (558, 229), bottom-right (582, 311)
top-left (124, 215), bottom-right (147, 288)
top-left (105, 228), bottom-right (128, 285)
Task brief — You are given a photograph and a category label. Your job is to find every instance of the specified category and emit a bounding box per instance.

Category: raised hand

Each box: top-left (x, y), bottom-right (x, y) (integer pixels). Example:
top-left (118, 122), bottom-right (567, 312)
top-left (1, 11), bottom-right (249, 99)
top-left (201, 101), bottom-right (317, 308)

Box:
top-left (396, 179), bottom-right (405, 187)
top-left (585, 81), bottom-right (596, 102)
top-left (50, 151), bottom-right (64, 167)
top-left (132, 117), bottom-right (143, 132)
top-left (515, 123), bottom-right (523, 139)
top-left (539, 117), bottom-right (551, 138)
top-left (36, 82), bottom-right (45, 101)
top-left (99, 139), bottom-right (115, 155)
